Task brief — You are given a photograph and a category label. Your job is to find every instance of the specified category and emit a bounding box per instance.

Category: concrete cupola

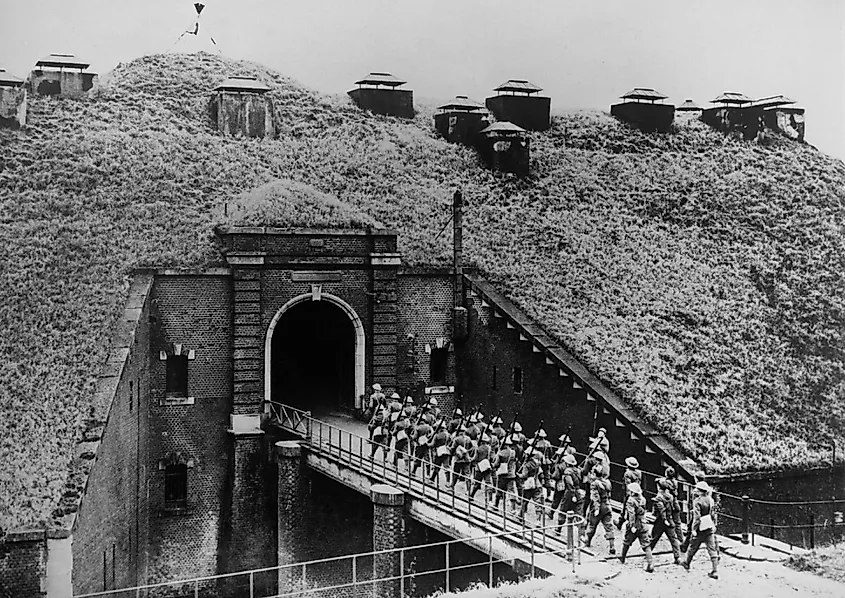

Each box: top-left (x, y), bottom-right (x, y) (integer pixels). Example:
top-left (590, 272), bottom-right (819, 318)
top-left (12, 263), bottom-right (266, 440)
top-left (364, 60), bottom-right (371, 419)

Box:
top-left (485, 79), bottom-right (551, 131)
top-left (610, 87), bottom-right (675, 132)
top-left (29, 53), bottom-right (98, 98)
top-left (348, 72), bottom-right (414, 119)
top-left (0, 67), bottom-right (27, 129)
top-left (676, 98), bottom-right (702, 112)
top-left (212, 75), bottom-right (275, 138)
top-left (701, 91), bottom-right (804, 141)
top-left (477, 121), bottom-right (530, 176)
top-left (434, 95), bottom-right (490, 145)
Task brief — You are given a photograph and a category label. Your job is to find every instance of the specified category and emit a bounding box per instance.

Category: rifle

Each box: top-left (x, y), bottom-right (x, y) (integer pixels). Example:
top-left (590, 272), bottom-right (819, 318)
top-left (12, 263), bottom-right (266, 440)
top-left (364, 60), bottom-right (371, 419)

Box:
top-left (578, 427), bottom-right (608, 468)
top-left (505, 409), bottom-right (521, 443)
top-left (518, 420), bottom-right (545, 469)
top-left (553, 425), bottom-right (573, 465)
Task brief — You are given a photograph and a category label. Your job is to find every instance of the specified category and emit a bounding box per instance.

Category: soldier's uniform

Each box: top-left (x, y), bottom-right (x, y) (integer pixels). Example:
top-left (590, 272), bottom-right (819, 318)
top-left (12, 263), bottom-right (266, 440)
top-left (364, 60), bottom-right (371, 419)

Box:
top-left (518, 449), bottom-right (544, 520)
top-left (493, 437), bottom-right (518, 512)
top-left (411, 418), bottom-right (433, 476)
top-left (368, 401), bottom-right (389, 459)
top-left (450, 427), bottom-right (474, 493)
top-left (401, 396), bottom-right (417, 419)
top-left (583, 465), bottom-right (616, 554)
top-left (682, 481), bottom-right (719, 579)
top-left (447, 409), bottom-right (463, 434)
top-left (619, 483), bottom-right (654, 572)
top-left (430, 424), bottom-right (451, 483)
top-left (392, 414), bottom-right (412, 467)
top-left (511, 422), bottom-right (526, 462)
top-left (623, 457), bottom-right (643, 489)
top-left (366, 384), bottom-right (385, 420)
top-left (386, 393), bottom-right (403, 439)
top-left (560, 455), bottom-right (584, 529)
top-left (469, 434), bottom-right (494, 501)
top-left (489, 417), bottom-right (506, 442)
top-left (650, 485), bottom-right (682, 563)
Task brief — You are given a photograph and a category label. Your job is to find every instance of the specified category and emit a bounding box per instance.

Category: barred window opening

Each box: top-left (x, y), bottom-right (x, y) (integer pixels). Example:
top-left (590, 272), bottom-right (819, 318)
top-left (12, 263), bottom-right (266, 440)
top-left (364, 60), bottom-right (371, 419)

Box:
top-left (166, 355), bottom-right (189, 398)
top-left (164, 464), bottom-right (188, 510)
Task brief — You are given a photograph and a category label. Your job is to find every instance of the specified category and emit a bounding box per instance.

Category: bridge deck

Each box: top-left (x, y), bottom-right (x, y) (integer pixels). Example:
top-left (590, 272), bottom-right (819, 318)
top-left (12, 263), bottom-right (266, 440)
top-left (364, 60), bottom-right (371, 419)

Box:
top-left (269, 403), bottom-right (592, 576)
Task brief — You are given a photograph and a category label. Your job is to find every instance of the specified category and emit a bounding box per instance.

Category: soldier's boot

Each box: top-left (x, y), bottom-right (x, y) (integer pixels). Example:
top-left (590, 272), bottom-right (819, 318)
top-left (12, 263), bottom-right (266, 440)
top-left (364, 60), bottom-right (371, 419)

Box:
top-left (708, 557), bottom-right (719, 579)
top-left (619, 543), bottom-right (630, 564)
top-left (644, 547), bottom-right (654, 572)
top-left (607, 538), bottom-right (616, 555)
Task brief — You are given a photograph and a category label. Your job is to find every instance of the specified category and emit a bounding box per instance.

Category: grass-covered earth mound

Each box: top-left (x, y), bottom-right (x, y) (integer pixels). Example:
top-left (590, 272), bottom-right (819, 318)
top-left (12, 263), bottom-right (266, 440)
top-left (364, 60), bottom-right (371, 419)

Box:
top-left (0, 52), bottom-right (843, 529)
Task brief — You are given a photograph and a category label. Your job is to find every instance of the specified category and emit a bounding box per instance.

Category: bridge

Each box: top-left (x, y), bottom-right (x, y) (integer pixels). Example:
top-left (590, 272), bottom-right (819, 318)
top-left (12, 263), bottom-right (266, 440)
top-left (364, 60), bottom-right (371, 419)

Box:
top-left (267, 402), bottom-right (585, 580)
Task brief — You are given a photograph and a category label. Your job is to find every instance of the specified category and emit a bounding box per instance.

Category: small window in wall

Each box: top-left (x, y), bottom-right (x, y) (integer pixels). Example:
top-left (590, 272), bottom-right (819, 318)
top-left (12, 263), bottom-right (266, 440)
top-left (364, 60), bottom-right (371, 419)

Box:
top-left (430, 348), bottom-right (448, 384)
top-left (166, 355), bottom-right (189, 398)
top-left (492, 365), bottom-right (498, 390)
top-left (513, 366), bottom-right (524, 394)
top-left (164, 464), bottom-right (188, 511)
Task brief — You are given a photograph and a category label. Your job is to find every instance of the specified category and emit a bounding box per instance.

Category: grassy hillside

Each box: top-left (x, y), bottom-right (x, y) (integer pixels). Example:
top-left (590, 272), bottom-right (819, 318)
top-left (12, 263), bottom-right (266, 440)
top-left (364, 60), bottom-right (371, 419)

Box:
top-left (0, 52), bottom-right (843, 529)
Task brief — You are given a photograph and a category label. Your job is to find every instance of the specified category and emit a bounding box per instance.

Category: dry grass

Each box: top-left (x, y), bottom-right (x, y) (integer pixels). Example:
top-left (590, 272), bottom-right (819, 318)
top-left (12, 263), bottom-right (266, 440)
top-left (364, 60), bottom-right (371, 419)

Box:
top-left (0, 51), bottom-right (843, 529)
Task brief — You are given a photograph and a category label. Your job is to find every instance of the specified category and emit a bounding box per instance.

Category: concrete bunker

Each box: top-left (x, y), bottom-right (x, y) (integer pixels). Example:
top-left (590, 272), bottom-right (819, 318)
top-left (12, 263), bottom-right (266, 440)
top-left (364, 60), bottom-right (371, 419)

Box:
top-left (0, 68), bottom-right (26, 129)
top-left (348, 72), bottom-right (415, 119)
top-left (610, 87), bottom-right (675, 132)
top-left (28, 53), bottom-right (98, 98)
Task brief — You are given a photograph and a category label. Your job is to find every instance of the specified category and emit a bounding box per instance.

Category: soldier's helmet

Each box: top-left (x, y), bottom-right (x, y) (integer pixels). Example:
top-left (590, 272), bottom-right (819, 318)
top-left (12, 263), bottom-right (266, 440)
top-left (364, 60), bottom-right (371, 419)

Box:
top-left (627, 482), bottom-right (642, 495)
top-left (513, 422), bottom-right (523, 432)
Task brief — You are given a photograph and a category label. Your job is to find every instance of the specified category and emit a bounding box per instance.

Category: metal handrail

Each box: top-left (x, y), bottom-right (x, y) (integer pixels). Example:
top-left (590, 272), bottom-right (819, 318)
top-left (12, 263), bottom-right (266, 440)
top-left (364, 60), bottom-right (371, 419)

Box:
top-left (73, 518), bottom-right (585, 598)
top-left (270, 402), bottom-right (582, 556)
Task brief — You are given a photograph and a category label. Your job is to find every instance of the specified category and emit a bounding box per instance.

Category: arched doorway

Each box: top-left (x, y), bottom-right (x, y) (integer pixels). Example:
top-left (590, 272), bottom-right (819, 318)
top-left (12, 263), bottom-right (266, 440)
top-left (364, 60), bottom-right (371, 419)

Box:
top-left (265, 293), bottom-right (365, 414)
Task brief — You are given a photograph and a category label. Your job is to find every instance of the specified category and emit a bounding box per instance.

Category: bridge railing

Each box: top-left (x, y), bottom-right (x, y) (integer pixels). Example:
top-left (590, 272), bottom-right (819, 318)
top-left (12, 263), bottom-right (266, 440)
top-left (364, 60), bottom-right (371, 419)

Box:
top-left (269, 402), bottom-right (592, 559)
top-left (72, 519), bottom-right (585, 598)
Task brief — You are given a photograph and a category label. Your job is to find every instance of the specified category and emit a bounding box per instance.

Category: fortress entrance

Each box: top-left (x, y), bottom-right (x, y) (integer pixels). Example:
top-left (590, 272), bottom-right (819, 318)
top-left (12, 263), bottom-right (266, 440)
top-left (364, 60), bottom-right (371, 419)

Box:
top-left (268, 295), bottom-right (363, 414)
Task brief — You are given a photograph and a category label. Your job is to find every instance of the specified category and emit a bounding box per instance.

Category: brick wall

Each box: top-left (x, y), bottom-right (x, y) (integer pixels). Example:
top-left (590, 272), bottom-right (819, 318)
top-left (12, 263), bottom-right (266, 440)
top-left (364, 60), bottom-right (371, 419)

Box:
top-left (147, 273), bottom-right (233, 583)
top-left (0, 533), bottom-right (46, 598)
top-left (395, 273), bottom-right (455, 399)
top-left (71, 274), bottom-right (153, 594)
top-left (457, 281), bottom-right (675, 499)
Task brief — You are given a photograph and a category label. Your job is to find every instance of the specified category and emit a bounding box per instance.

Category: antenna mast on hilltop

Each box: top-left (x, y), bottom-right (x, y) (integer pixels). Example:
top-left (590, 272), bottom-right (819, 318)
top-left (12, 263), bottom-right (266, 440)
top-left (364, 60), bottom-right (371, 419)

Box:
top-left (166, 3), bottom-right (222, 55)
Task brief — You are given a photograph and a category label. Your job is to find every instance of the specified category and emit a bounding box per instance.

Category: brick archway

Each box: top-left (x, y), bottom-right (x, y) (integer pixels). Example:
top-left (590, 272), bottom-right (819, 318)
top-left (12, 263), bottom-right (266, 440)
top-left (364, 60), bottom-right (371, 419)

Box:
top-left (265, 292), bottom-right (366, 410)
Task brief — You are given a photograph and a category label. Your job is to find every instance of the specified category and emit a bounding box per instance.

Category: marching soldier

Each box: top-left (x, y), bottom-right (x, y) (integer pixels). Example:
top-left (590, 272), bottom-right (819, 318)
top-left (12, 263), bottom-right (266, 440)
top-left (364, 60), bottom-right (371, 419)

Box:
top-left (427, 397), bottom-right (442, 421)
top-left (447, 409), bottom-right (463, 434)
top-left (493, 436), bottom-right (518, 512)
top-left (623, 457), bottom-right (642, 488)
top-left (392, 411), bottom-right (412, 467)
top-left (559, 454), bottom-right (584, 533)
top-left (430, 419), bottom-right (451, 484)
top-left (652, 466), bottom-right (685, 552)
top-left (411, 409), bottom-right (433, 477)
top-left (386, 392), bottom-right (403, 441)
top-left (534, 428), bottom-right (553, 502)
top-left (619, 483), bottom-right (655, 572)
top-left (490, 416), bottom-right (506, 442)
top-left (368, 397), bottom-right (389, 459)
top-left (366, 383), bottom-right (385, 421)
top-left (402, 396), bottom-right (417, 419)
top-left (681, 481), bottom-right (719, 579)
top-left (582, 464), bottom-right (616, 555)
top-left (518, 446), bottom-right (544, 521)
top-left (511, 422), bottom-right (526, 461)
top-left (469, 433), bottom-right (494, 501)
top-left (650, 481), bottom-right (682, 564)
top-left (450, 424), bottom-right (474, 494)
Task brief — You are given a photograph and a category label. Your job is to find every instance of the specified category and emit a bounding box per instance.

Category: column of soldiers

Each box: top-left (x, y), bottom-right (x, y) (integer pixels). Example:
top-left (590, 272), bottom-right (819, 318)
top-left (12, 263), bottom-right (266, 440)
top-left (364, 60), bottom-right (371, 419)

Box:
top-left (365, 385), bottom-right (717, 578)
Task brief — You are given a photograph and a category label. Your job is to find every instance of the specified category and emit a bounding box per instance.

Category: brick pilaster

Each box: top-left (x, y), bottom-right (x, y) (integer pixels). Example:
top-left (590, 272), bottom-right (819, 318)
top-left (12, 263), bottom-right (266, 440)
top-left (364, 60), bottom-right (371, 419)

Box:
top-left (276, 441), bottom-right (305, 594)
top-left (371, 267), bottom-right (398, 390)
top-left (371, 484), bottom-right (405, 598)
top-left (232, 268), bottom-right (264, 413)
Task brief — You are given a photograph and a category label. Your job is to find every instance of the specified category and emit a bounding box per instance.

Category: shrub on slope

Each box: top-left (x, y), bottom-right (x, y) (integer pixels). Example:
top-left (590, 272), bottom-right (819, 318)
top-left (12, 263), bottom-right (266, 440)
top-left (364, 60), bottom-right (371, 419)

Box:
top-left (0, 52), bottom-right (843, 529)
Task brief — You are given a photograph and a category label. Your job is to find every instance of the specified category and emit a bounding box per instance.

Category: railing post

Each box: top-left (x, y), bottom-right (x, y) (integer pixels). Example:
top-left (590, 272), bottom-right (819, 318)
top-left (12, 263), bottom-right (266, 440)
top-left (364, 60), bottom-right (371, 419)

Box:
top-left (488, 534), bottom-right (493, 587)
top-left (352, 554), bottom-right (357, 591)
top-left (445, 542), bottom-right (450, 593)
top-left (566, 511), bottom-right (575, 573)
top-left (810, 513), bottom-right (815, 549)
top-left (249, 571), bottom-right (254, 598)
top-left (530, 527), bottom-right (535, 578)
top-left (541, 499), bottom-right (547, 550)
top-left (742, 495), bottom-right (751, 544)
top-left (400, 548), bottom-right (405, 597)
top-left (194, 579), bottom-right (199, 598)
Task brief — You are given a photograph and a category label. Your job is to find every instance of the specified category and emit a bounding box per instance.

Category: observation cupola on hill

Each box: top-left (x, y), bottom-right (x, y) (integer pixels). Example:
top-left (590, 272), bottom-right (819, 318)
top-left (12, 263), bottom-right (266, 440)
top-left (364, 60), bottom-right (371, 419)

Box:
top-left (701, 91), bottom-right (805, 142)
top-left (610, 87), bottom-right (674, 132)
top-left (676, 98), bottom-right (702, 113)
top-left (477, 121), bottom-right (530, 176)
top-left (434, 95), bottom-right (490, 145)
top-left (28, 53), bottom-right (98, 98)
top-left (348, 72), bottom-right (414, 119)
top-left (212, 75), bottom-right (275, 138)
top-left (0, 67), bottom-right (26, 129)
top-left (485, 79), bottom-right (551, 131)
